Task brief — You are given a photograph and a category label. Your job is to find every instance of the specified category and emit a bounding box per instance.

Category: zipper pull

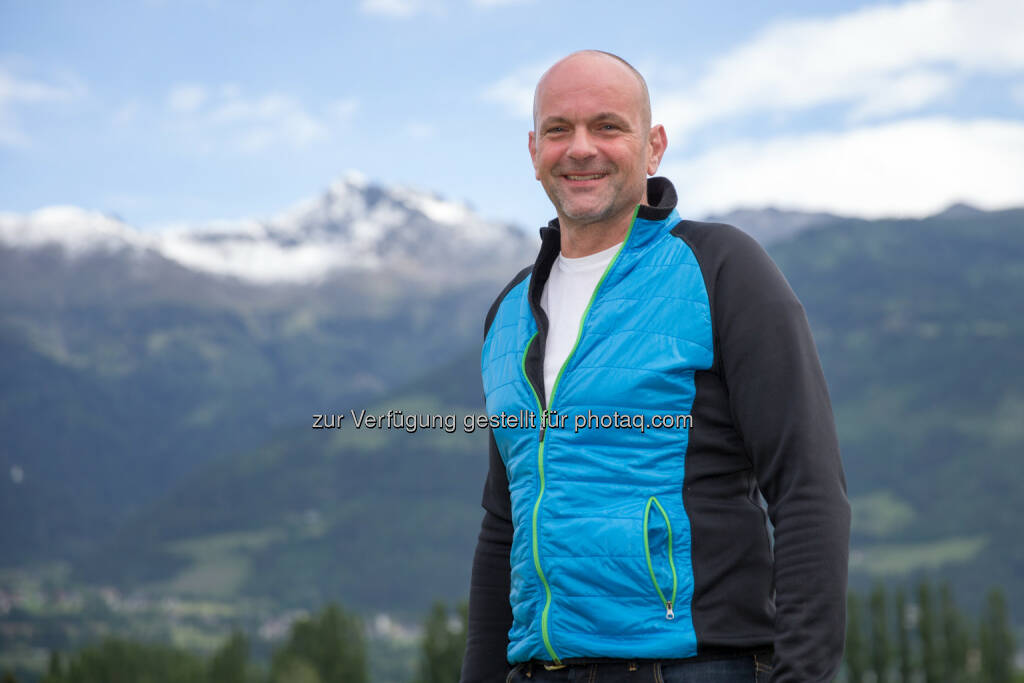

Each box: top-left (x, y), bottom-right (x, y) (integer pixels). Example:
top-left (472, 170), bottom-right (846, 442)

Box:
top-left (665, 602), bottom-right (675, 620)
top-left (539, 425), bottom-right (546, 443)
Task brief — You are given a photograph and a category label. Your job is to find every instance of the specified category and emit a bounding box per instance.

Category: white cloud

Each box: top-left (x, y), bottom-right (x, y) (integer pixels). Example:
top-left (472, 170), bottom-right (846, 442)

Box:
top-left (0, 70), bottom-right (78, 103)
top-left (164, 85), bottom-right (355, 154)
top-left (167, 83), bottom-right (207, 113)
top-left (481, 60), bottom-right (549, 120)
top-left (484, 0), bottom-right (1024, 127)
top-left (1013, 82), bottom-right (1024, 108)
top-left (404, 121), bottom-right (435, 139)
top-left (661, 117), bottom-right (1024, 218)
top-left (0, 112), bottom-right (25, 147)
top-left (0, 62), bottom-right (86, 147)
top-left (113, 99), bottom-right (142, 126)
top-left (471, 0), bottom-right (534, 6)
top-left (328, 97), bottom-right (359, 120)
top-left (657, 0), bottom-right (1024, 135)
top-left (846, 68), bottom-right (957, 122)
top-left (360, 0), bottom-right (440, 17)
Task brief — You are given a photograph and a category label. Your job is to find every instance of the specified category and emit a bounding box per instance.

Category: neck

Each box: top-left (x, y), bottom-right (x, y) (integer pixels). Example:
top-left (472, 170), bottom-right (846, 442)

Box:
top-left (558, 205), bottom-right (639, 258)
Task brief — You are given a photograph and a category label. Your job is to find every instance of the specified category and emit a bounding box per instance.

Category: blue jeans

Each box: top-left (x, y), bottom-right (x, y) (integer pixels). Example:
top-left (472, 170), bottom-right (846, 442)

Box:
top-left (506, 654), bottom-right (773, 682)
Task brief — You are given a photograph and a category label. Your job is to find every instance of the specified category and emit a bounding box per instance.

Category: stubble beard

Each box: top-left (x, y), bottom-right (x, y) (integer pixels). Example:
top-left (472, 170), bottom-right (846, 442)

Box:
top-left (546, 170), bottom-right (644, 229)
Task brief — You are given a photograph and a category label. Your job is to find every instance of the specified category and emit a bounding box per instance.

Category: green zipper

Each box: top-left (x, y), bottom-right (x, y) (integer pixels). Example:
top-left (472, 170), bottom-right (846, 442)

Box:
top-left (520, 332), bottom-right (560, 664)
top-left (546, 205), bottom-right (638, 405)
top-left (519, 206), bottom-right (640, 664)
top-left (643, 496), bottom-right (678, 620)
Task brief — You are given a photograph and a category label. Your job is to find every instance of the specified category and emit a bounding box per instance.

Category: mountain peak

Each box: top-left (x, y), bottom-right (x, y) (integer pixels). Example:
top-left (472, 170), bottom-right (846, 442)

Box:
top-left (1, 174), bottom-right (535, 285)
top-left (0, 206), bottom-right (142, 254)
top-left (339, 169), bottom-right (368, 188)
top-left (935, 201), bottom-right (984, 219)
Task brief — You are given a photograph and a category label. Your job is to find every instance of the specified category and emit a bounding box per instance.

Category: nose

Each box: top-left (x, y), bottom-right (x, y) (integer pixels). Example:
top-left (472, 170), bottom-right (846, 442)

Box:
top-left (566, 128), bottom-right (597, 161)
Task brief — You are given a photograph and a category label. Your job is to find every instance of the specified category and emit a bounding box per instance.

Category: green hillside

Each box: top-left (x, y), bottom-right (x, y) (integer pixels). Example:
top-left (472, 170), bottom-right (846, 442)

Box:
top-left (83, 207), bottom-right (1024, 623)
top-left (771, 207), bottom-right (1024, 611)
top-left (75, 348), bottom-right (491, 616)
top-left (0, 245), bottom-right (502, 566)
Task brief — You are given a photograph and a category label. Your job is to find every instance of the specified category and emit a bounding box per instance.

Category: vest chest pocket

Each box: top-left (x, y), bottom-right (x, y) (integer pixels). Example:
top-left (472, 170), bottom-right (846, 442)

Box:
top-left (643, 496), bottom-right (678, 620)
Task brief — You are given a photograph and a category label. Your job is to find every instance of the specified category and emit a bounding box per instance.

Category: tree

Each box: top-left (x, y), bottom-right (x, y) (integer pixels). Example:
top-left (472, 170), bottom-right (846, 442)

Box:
top-left (845, 591), bottom-right (868, 683)
top-left (979, 588), bottom-right (1014, 683)
top-left (271, 603), bottom-right (367, 683)
top-left (55, 638), bottom-right (205, 683)
top-left (271, 657), bottom-right (322, 683)
top-left (870, 583), bottom-right (891, 683)
top-left (940, 582), bottom-right (967, 682)
top-left (917, 579), bottom-right (940, 683)
top-left (415, 601), bottom-right (468, 683)
top-left (894, 589), bottom-right (913, 683)
top-left (41, 650), bottom-right (64, 683)
top-left (207, 630), bottom-right (250, 683)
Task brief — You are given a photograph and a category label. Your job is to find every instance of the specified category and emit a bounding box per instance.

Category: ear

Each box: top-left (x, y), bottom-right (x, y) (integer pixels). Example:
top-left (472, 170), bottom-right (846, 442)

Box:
top-left (529, 130), bottom-right (540, 180)
top-left (646, 124), bottom-right (667, 176)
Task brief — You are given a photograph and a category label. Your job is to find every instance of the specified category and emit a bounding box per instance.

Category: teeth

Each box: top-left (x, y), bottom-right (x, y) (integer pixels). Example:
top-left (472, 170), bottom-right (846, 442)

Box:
top-left (567, 174), bottom-right (603, 180)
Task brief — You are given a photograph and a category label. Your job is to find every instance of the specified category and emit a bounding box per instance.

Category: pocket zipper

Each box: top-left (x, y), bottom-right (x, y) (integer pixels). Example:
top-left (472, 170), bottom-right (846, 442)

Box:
top-left (643, 496), bottom-right (678, 620)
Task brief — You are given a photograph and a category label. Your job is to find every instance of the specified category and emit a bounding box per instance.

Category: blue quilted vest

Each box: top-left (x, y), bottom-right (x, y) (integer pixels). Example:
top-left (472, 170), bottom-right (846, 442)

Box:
top-left (481, 190), bottom-right (714, 665)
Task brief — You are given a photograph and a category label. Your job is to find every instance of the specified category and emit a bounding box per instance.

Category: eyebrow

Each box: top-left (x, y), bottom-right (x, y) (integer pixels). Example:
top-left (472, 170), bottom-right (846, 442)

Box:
top-left (538, 112), bottom-right (633, 130)
top-left (592, 112), bottom-right (632, 128)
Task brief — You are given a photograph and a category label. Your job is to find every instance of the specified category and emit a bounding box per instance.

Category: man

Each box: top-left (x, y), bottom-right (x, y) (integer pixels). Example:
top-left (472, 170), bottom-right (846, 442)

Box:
top-left (461, 50), bottom-right (850, 682)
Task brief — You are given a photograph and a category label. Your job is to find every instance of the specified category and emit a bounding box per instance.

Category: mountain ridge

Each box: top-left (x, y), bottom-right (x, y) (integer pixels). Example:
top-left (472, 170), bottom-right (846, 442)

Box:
top-left (0, 172), bottom-right (534, 285)
top-left (4, 174), bottom-right (1006, 287)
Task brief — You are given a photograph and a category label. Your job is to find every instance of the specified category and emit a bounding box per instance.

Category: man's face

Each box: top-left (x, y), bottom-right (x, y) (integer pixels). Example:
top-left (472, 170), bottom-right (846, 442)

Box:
top-left (529, 54), bottom-right (665, 229)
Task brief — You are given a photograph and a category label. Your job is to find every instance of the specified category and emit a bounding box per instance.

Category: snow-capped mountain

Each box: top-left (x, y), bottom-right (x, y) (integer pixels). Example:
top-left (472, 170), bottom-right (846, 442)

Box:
top-left (0, 172), bottom-right (536, 285)
top-left (0, 206), bottom-right (142, 255)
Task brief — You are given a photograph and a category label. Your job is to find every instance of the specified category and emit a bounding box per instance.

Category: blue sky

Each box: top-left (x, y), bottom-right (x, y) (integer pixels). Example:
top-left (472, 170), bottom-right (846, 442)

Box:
top-left (2, 0), bottom-right (1022, 231)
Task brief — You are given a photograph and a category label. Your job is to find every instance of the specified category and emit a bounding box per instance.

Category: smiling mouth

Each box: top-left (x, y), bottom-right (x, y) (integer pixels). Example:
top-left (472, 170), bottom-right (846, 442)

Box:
top-left (563, 174), bottom-right (606, 181)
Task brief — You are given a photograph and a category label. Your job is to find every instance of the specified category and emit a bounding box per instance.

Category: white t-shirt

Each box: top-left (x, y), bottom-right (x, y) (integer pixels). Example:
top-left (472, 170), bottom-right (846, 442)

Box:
top-left (540, 241), bottom-right (623, 401)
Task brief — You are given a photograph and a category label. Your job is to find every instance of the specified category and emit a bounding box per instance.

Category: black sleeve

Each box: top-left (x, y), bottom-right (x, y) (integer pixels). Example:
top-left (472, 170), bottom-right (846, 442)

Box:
top-left (459, 429), bottom-right (515, 683)
top-left (710, 226), bottom-right (851, 682)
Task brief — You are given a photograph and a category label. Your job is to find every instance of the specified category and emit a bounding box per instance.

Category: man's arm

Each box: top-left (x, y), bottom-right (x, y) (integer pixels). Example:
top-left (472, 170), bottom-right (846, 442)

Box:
top-left (459, 429), bottom-right (514, 683)
top-left (711, 225), bottom-right (851, 682)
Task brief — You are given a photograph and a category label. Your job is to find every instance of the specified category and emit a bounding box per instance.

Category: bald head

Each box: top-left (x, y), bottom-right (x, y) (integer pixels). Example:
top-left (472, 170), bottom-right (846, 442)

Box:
top-left (527, 48), bottom-right (667, 247)
top-left (533, 50), bottom-right (651, 132)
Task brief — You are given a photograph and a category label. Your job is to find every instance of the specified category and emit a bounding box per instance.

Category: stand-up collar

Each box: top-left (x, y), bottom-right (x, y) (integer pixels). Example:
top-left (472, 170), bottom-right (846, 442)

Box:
top-left (637, 176), bottom-right (677, 221)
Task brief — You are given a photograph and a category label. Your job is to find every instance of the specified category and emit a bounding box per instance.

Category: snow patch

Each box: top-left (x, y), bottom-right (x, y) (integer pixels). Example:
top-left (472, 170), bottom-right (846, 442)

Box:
top-left (0, 206), bottom-right (145, 254)
top-left (0, 173), bottom-right (524, 283)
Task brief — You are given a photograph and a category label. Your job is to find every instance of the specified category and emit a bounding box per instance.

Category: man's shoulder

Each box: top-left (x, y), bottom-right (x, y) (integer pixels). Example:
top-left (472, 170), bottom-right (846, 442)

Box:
top-left (667, 218), bottom-right (797, 307)
top-left (668, 217), bottom-right (780, 275)
top-left (669, 218), bottom-right (763, 258)
top-left (483, 264), bottom-right (533, 338)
